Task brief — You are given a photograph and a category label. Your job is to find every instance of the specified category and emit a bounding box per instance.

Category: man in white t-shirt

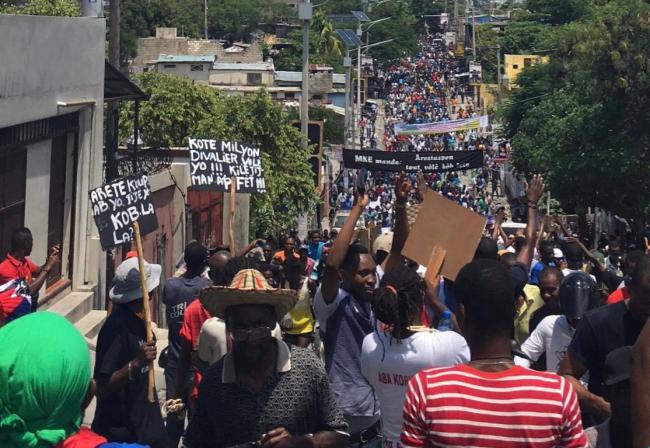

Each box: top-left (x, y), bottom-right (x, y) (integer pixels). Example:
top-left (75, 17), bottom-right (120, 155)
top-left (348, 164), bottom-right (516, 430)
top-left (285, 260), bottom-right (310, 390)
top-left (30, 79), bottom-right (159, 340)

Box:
top-left (517, 271), bottom-right (599, 374)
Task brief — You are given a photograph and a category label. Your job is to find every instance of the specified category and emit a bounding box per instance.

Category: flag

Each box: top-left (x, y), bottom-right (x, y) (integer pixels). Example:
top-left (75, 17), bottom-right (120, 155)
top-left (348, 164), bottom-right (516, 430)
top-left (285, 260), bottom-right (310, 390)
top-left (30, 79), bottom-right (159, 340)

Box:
top-left (0, 278), bottom-right (32, 325)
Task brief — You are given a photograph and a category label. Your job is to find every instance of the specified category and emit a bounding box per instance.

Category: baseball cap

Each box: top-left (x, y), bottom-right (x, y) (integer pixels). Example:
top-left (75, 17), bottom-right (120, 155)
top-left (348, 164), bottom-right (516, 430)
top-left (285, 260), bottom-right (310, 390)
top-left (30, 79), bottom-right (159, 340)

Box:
top-left (373, 231), bottom-right (393, 256)
top-left (604, 346), bottom-right (632, 386)
top-left (553, 248), bottom-right (564, 259)
top-left (109, 257), bottom-right (162, 304)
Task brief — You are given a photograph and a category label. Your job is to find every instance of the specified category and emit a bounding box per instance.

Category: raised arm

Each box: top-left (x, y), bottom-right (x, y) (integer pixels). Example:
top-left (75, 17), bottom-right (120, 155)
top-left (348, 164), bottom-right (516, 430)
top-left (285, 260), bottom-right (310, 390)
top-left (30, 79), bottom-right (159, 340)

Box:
top-left (566, 236), bottom-right (605, 273)
top-left (553, 215), bottom-right (571, 238)
top-left (535, 215), bottom-right (548, 252)
top-left (383, 173), bottom-right (410, 274)
top-left (516, 175), bottom-right (545, 271)
top-left (321, 192), bottom-right (369, 303)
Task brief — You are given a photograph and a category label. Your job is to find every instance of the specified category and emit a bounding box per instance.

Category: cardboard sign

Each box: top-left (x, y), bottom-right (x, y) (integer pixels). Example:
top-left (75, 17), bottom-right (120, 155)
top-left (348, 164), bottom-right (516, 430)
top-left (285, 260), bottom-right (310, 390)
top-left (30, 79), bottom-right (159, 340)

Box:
top-left (89, 174), bottom-right (158, 250)
top-left (402, 190), bottom-right (486, 280)
top-left (189, 138), bottom-right (266, 193)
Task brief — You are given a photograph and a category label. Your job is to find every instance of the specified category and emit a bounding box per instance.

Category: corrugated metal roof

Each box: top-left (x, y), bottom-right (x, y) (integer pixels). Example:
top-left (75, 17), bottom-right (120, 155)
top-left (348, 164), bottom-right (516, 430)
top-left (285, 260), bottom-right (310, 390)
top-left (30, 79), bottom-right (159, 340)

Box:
top-left (156, 54), bottom-right (215, 63)
top-left (275, 71), bottom-right (302, 82)
top-left (213, 62), bottom-right (274, 71)
top-left (333, 74), bottom-right (345, 84)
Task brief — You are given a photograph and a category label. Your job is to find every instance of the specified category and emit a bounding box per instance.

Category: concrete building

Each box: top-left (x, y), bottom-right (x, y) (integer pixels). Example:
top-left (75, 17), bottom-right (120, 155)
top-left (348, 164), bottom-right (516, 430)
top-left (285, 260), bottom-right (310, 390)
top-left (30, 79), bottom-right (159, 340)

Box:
top-left (502, 54), bottom-right (549, 90)
top-left (210, 61), bottom-right (275, 87)
top-left (133, 27), bottom-right (262, 73)
top-left (155, 54), bottom-right (214, 82)
top-left (0, 15), bottom-right (106, 322)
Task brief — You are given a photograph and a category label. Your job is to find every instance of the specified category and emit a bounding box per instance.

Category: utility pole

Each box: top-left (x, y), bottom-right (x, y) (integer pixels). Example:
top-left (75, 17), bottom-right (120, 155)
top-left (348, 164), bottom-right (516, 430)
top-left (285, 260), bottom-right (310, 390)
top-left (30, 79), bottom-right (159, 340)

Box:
top-left (344, 49), bottom-right (352, 148)
top-left (471, 2), bottom-right (478, 107)
top-left (299, 0), bottom-right (312, 151)
top-left (204, 0), bottom-right (208, 39)
top-left (496, 43), bottom-right (501, 107)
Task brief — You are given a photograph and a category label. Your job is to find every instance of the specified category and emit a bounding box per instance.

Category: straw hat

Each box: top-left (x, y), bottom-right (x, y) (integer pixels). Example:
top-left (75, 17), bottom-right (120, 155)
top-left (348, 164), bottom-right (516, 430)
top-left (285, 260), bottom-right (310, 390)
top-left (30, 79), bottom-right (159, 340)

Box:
top-left (200, 269), bottom-right (298, 319)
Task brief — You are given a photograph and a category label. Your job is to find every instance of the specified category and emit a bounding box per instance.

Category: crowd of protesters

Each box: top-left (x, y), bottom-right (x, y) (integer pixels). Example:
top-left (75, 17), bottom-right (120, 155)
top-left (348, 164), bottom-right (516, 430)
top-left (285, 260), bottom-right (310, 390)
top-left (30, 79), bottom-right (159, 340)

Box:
top-left (3, 34), bottom-right (650, 448)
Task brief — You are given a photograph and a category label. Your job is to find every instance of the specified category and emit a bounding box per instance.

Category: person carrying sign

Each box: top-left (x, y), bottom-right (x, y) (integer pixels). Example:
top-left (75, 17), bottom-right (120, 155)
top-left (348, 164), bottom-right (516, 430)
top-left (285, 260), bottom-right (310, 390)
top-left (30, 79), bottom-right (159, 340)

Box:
top-left (92, 257), bottom-right (166, 447)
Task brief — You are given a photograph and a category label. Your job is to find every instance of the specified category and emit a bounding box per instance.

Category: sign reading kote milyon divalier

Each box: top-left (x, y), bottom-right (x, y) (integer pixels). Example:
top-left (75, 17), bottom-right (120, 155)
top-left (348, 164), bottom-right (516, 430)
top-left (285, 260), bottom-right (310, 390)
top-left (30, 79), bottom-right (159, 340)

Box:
top-left (89, 174), bottom-right (158, 250)
top-left (189, 138), bottom-right (266, 193)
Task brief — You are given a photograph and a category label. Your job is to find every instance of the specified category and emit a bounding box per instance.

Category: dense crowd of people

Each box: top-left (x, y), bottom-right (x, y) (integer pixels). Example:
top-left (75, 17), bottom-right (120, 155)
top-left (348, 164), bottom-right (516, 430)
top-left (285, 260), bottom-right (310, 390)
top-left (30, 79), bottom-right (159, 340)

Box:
top-left (3, 32), bottom-right (650, 448)
top-left (378, 34), bottom-right (479, 153)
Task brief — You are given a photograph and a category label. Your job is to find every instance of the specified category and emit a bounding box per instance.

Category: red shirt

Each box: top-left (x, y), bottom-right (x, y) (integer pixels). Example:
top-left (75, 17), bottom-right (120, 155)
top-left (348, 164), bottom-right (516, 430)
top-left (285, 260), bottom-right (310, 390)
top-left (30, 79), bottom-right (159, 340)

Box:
top-left (606, 286), bottom-right (630, 305)
top-left (0, 254), bottom-right (38, 284)
top-left (179, 299), bottom-right (211, 401)
top-left (57, 427), bottom-right (107, 447)
top-left (401, 365), bottom-right (587, 448)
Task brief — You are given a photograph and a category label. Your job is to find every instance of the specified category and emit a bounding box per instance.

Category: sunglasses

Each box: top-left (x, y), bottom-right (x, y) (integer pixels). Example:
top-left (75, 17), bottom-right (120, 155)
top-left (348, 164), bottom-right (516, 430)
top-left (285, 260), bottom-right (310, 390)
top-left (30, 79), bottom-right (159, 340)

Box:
top-left (229, 326), bottom-right (273, 342)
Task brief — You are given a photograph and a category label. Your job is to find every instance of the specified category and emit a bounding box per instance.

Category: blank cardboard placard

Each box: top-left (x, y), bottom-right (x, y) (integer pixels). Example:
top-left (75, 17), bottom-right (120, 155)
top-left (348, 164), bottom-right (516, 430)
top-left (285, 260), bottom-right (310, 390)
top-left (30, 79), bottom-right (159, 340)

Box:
top-left (402, 190), bottom-right (486, 280)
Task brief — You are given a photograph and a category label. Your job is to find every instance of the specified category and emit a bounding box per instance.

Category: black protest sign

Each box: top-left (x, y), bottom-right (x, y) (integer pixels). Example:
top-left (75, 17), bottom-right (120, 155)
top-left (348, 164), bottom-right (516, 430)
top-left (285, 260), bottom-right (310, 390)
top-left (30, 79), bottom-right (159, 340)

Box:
top-left (89, 174), bottom-right (158, 250)
top-left (189, 138), bottom-right (266, 193)
top-left (343, 149), bottom-right (483, 173)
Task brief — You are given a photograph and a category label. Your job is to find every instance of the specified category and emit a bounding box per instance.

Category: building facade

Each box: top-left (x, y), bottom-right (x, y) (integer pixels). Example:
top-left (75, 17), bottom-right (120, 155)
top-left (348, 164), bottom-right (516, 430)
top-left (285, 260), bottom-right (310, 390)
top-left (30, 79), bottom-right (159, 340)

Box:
top-left (0, 15), bottom-right (106, 315)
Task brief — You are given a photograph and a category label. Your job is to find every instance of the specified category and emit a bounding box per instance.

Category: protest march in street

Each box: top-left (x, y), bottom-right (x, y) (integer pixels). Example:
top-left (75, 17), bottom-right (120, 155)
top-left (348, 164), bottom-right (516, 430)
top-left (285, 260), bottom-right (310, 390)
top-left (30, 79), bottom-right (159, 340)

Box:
top-left (2, 6), bottom-right (650, 448)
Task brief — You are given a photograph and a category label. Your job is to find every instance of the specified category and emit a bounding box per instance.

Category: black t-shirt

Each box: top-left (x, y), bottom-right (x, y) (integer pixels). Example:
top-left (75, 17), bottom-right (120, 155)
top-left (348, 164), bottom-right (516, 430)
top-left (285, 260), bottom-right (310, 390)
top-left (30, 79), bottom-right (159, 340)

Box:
top-left (91, 305), bottom-right (166, 447)
top-left (163, 275), bottom-right (212, 370)
top-left (568, 301), bottom-right (645, 397)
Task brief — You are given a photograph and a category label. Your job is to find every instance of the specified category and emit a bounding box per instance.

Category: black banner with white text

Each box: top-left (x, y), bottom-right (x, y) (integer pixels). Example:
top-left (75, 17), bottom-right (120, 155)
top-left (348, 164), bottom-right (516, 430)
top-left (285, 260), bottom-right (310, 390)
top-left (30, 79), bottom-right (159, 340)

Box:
top-left (342, 149), bottom-right (484, 172)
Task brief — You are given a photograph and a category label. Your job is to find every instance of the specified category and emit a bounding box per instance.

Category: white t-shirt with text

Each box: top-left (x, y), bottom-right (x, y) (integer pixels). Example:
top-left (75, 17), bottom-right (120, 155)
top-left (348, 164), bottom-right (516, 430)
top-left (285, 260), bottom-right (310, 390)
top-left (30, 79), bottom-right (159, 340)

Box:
top-left (360, 329), bottom-right (470, 448)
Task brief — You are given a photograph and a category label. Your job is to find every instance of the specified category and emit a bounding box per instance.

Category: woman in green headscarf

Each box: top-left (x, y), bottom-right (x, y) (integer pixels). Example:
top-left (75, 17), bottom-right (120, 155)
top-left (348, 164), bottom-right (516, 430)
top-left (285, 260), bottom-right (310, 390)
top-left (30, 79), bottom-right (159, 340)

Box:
top-left (0, 312), bottom-right (94, 447)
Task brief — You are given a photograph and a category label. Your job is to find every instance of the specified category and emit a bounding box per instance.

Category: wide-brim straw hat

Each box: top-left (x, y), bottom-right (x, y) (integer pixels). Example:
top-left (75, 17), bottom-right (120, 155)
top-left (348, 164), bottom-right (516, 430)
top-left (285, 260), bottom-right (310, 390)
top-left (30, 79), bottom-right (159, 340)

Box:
top-left (200, 269), bottom-right (298, 319)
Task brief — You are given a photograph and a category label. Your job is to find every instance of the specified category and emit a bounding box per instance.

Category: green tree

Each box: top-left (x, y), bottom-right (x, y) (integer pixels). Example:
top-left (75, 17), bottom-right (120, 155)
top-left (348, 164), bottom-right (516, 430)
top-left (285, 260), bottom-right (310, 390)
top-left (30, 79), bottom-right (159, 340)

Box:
top-left (0, 0), bottom-right (79, 16)
top-left (524, 0), bottom-right (591, 25)
top-left (118, 72), bottom-right (219, 148)
top-left (508, 0), bottom-right (650, 219)
top-left (120, 72), bottom-right (318, 234)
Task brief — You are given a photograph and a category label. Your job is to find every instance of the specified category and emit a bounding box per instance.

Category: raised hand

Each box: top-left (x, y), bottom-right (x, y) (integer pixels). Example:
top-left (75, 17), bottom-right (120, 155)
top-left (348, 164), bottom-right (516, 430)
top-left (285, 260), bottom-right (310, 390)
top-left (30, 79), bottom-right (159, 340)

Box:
top-left (395, 172), bottom-right (411, 202)
top-left (524, 174), bottom-right (545, 205)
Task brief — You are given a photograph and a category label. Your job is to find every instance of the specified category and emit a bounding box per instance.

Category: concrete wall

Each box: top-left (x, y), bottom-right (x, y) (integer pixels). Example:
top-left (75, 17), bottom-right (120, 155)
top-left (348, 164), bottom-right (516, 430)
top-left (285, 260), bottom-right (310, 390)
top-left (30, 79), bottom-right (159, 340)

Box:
top-left (156, 62), bottom-right (211, 81)
top-left (503, 54), bottom-right (549, 90)
top-left (133, 29), bottom-right (262, 72)
top-left (0, 15), bottom-right (106, 128)
top-left (209, 70), bottom-right (274, 86)
top-left (0, 15), bottom-right (106, 305)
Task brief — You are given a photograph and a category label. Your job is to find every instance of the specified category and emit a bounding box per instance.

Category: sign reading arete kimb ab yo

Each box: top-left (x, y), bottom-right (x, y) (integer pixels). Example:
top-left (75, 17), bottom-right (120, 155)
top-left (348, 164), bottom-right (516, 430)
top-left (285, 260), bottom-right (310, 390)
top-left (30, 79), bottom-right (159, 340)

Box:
top-left (189, 138), bottom-right (266, 194)
top-left (343, 149), bottom-right (483, 173)
top-left (89, 174), bottom-right (158, 251)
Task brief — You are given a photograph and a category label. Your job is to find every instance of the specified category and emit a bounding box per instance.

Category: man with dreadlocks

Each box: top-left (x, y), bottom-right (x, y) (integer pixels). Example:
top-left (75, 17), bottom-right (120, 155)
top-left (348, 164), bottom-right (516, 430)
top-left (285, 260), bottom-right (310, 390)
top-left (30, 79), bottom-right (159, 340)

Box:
top-left (361, 264), bottom-right (469, 448)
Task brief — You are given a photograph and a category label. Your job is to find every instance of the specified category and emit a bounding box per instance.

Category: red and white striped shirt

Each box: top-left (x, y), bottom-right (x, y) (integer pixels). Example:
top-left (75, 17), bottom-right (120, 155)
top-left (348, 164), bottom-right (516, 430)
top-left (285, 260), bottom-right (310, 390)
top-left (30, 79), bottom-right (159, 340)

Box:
top-left (401, 365), bottom-right (587, 448)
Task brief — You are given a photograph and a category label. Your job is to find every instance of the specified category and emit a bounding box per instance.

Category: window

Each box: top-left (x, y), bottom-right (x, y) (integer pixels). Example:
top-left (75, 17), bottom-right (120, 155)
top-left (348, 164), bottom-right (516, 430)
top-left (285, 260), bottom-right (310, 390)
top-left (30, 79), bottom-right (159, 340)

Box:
top-left (163, 64), bottom-right (177, 69)
top-left (247, 73), bottom-right (262, 86)
top-left (286, 92), bottom-right (295, 100)
top-left (0, 146), bottom-right (27, 256)
top-left (512, 64), bottom-right (519, 69)
top-left (524, 58), bottom-right (533, 68)
top-left (190, 64), bottom-right (204, 72)
top-left (46, 135), bottom-right (68, 287)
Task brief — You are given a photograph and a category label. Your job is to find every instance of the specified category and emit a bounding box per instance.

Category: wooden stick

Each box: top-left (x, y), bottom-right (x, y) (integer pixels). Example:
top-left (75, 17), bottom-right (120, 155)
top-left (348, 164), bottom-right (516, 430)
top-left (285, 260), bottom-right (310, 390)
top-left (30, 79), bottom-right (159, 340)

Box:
top-left (131, 221), bottom-right (156, 403)
top-left (425, 245), bottom-right (447, 284)
top-left (229, 176), bottom-right (236, 256)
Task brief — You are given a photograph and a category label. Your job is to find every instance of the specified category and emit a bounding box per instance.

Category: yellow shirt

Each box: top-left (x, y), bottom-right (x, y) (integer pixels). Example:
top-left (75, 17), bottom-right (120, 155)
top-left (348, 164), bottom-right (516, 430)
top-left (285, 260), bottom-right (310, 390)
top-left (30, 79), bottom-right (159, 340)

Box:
top-left (282, 280), bottom-right (315, 335)
top-left (514, 284), bottom-right (544, 345)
